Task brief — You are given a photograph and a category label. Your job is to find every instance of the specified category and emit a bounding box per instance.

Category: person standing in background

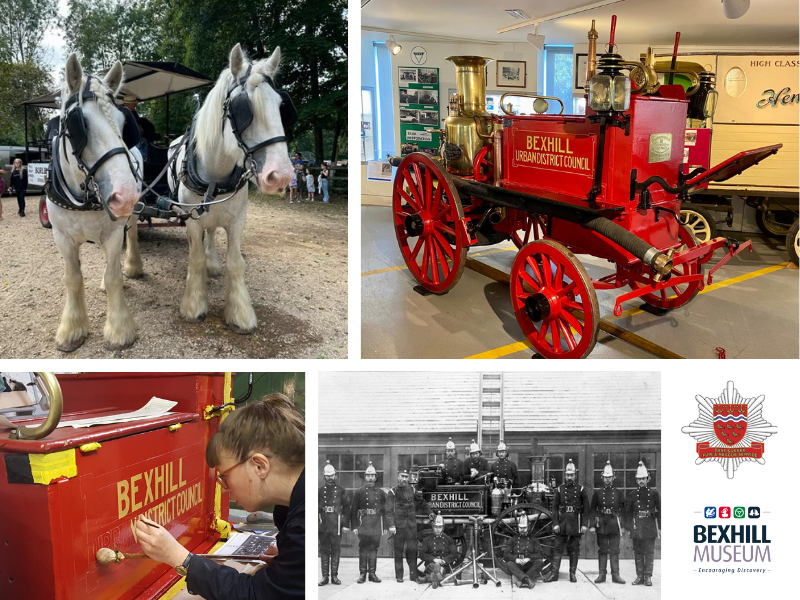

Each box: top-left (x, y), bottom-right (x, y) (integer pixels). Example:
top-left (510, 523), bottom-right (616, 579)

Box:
top-left (305, 168), bottom-right (315, 202)
top-left (10, 159), bottom-right (27, 217)
top-left (319, 162), bottom-right (330, 203)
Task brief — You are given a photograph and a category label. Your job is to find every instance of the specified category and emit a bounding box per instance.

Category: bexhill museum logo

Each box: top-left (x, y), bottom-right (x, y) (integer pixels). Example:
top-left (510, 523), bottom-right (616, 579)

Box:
top-left (681, 381), bottom-right (778, 479)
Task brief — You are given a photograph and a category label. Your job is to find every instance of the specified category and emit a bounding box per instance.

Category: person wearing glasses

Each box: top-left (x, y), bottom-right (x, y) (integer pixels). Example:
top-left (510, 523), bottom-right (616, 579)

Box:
top-left (135, 393), bottom-right (305, 600)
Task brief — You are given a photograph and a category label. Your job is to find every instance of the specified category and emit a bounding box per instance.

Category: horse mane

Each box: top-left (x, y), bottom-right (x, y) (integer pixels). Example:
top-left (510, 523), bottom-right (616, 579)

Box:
top-left (60, 73), bottom-right (124, 140)
top-left (195, 52), bottom-right (279, 159)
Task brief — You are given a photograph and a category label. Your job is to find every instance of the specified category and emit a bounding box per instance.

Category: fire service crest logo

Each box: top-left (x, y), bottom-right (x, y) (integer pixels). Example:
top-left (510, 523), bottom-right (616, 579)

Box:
top-left (682, 381), bottom-right (777, 479)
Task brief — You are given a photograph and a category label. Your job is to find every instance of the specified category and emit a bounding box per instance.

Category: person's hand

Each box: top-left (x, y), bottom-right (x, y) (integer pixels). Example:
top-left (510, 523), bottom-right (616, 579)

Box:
top-left (581, 526), bottom-right (588, 534)
top-left (434, 558), bottom-right (445, 565)
top-left (516, 558), bottom-right (525, 565)
top-left (383, 529), bottom-right (388, 535)
top-left (389, 526), bottom-right (397, 534)
top-left (553, 525), bottom-right (560, 534)
top-left (471, 468), bottom-right (478, 478)
top-left (135, 516), bottom-right (189, 567)
top-left (353, 528), bottom-right (359, 536)
top-left (589, 527), bottom-right (596, 534)
top-left (342, 527), bottom-right (350, 533)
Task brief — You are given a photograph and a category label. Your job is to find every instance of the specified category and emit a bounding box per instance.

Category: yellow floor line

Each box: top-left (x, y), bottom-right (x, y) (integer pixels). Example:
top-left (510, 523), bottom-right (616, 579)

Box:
top-left (464, 261), bottom-right (793, 359)
top-left (361, 247), bottom-right (517, 277)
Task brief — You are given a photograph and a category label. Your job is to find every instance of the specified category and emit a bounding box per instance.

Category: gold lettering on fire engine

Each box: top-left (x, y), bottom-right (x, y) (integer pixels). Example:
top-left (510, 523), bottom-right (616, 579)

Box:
top-left (526, 135), bottom-right (573, 154)
top-left (518, 134), bottom-right (588, 172)
top-left (117, 458), bottom-right (190, 519)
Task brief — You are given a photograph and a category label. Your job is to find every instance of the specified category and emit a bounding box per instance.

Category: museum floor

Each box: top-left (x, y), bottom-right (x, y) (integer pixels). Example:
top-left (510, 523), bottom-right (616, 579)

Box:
top-left (361, 205), bottom-right (799, 359)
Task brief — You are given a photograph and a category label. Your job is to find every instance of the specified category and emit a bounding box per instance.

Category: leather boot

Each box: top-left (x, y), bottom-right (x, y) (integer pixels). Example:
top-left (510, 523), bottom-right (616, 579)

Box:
top-left (357, 549), bottom-right (367, 584)
top-left (543, 554), bottom-right (561, 582)
top-left (610, 555), bottom-right (625, 584)
top-left (368, 550), bottom-right (382, 582)
top-left (569, 553), bottom-right (578, 583)
top-left (645, 552), bottom-right (654, 586)
top-left (331, 548), bottom-right (341, 585)
top-left (319, 553), bottom-right (330, 586)
top-left (631, 554), bottom-right (644, 585)
top-left (594, 554), bottom-right (607, 583)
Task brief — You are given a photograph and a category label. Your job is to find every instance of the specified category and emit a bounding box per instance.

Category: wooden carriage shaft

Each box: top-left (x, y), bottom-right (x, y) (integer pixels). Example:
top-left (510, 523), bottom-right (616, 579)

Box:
top-left (463, 257), bottom-right (685, 359)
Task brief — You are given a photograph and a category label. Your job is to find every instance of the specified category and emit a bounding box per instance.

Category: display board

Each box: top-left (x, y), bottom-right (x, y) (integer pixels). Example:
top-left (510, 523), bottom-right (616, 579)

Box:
top-left (398, 66), bottom-right (440, 156)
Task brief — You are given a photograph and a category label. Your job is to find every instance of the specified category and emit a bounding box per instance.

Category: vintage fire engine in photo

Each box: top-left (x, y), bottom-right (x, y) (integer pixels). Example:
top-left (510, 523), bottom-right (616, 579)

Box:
top-left (390, 16), bottom-right (782, 359)
top-left (0, 373), bottom-right (237, 600)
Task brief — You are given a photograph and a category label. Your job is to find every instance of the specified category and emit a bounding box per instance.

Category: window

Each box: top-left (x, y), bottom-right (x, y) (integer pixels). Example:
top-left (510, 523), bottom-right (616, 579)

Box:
top-left (593, 451), bottom-right (659, 496)
top-left (544, 46), bottom-right (574, 115)
top-left (545, 452), bottom-right (580, 487)
top-left (398, 452), bottom-right (444, 473)
top-left (361, 87), bottom-right (375, 161)
top-left (326, 452), bottom-right (385, 493)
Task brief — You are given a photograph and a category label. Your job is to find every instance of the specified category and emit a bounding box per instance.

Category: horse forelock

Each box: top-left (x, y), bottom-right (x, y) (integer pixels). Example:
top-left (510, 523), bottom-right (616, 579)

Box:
top-left (60, 74), bottom-right (124, 140)
top-left (195, 67), bottom-right (236, 157)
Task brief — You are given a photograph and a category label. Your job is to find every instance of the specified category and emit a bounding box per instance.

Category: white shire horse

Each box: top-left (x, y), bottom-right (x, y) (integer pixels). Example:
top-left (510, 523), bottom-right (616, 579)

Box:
top-left (169, 44), bottom-right (294, 333)
top-left (47, 54), bottom-right (143, 351)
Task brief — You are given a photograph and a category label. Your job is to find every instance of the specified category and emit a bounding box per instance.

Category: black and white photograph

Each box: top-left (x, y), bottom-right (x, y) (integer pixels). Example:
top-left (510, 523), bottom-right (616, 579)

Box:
top-left (401, 142), bottom-right (420, 155)
top-left (419, 147), bottom-right (439, 157)
top-left (418, 89), bottom-right (439, 105)
top-left (497, 60), bottom-right (527, 88)
top-left (318, 371), bottom-right (661, 599)
top-left (400, 68), bottom-right (419, 83)
top-left (399, 89), bottom-right (420, 105)
top-left (574, 54), bottom-right (589, 92)
top-left (419, 110), bottom-right (439, 125)
top-left (400, 109), bottom-right (420, 124)
top-left (418, 68), bottom-right (439, 84)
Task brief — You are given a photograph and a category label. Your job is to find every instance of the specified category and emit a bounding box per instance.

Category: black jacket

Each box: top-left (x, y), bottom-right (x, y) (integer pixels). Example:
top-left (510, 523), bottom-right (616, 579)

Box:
top-left (186, 469), bottom-right (305, 600)
top-left (10, 168), bottom-right (27, 193)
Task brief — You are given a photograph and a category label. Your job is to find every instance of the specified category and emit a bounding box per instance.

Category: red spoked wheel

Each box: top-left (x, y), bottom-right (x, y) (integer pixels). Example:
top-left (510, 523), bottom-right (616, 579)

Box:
top-left (473, 146), bottom-right (493, 182)
top-left (510, 240), bottom-right (600, 359)
top-left (392, 152), bottom-right (467, 294)
top-left (510, 211), bottom-right (544, 249)
top-left (628, 224), bottom-right (703, 310)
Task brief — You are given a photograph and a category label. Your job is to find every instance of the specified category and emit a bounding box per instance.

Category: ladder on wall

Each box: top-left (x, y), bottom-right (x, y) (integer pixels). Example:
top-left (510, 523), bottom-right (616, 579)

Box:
top-left (477, 372), bottom-right (504, 454)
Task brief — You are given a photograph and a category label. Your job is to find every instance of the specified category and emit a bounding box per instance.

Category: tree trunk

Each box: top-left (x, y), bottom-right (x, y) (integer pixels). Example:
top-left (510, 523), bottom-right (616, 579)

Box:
top-left (310, 53), bottom-right (323, 164)
top-left (330, 114), bottom-right (343, 163)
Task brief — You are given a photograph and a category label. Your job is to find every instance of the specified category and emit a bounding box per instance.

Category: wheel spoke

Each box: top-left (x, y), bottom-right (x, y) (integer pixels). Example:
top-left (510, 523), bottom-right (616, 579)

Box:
top-left (432, 238), bottom-right (451, 279)
top-left (431, 183), bottom-right (444, 215)
top-left (562, 310), bottom-right (584, 335)
top-left (428, 241), bottom-right (440, 285)
top-left (557, 318), bottom-right (577, 351)
top-left (421, 238), bottom-right (430, 279)
top-left (398, 186), bottom-right (420, 213)
top-left (402, 169), bottom-right (422, 211)
top-left (432, 230), bottom-right (454, 261)
top-left (550, 319), bottom-right (561, 352)
top-left (556, 280), bottom-right (577, 299)
top-left (525, 255), bottom-right (544, 286)
top-left (540, 254), bottom-right (552, 287)
top-left (410, 236), bottom-right (424, 262)
top-left (434, 221), bottom-right (456, 237)
top-left (519, 269), bottom-right (541, 293)
top-left (423, 166), bottom-right (433, 211)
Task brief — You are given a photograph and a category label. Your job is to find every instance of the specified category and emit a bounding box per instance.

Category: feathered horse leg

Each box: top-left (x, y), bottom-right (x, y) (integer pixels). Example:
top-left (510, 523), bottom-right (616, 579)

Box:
top-left (180, 218), bottom-right (209, 321)
top-left (53, 230), bottom-right (90, 352)
top-left (101, 226), bottom-right (137, 350)
top-left (223, 214), bottom-right (257, 334)
top-left (204, 228), bottom-right (223, 277)
top-left (124, 215), bottom-right (144, 278)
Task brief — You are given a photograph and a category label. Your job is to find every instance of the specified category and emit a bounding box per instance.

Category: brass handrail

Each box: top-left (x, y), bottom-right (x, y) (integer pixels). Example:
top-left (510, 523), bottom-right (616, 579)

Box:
top-left (499, 93), bottom-right (564, 115)
top-left (12, 373), bottom-right (63, 440)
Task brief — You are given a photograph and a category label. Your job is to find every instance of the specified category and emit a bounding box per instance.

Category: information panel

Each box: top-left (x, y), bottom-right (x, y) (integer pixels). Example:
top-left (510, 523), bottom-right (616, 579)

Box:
top-left (399, 66), bottom-right (440, 156)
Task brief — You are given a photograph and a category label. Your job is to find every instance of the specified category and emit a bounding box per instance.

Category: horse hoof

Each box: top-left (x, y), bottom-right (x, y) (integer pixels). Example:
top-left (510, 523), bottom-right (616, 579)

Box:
top-left (57, 336), bottom-right (87, 353)
top-left (183, 312), bottom-right (207, 323)
top-left (104, 338), bottom-right (136, 351)
top-left (228, 322), bottom-right (256, 335)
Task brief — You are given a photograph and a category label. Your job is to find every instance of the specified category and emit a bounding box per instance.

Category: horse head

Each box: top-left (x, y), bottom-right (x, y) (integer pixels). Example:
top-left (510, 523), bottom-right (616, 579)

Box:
top-left (60, 54), bottom-right (142, 219)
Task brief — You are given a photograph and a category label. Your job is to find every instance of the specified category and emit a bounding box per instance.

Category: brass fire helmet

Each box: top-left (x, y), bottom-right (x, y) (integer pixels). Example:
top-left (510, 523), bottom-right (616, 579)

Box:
top-left (444, 56), bottom-right (501, 176)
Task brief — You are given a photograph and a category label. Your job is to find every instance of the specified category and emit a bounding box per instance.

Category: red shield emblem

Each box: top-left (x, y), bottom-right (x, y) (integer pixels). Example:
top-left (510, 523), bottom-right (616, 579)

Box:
top-left (713, 404), bottom-right (748, 446)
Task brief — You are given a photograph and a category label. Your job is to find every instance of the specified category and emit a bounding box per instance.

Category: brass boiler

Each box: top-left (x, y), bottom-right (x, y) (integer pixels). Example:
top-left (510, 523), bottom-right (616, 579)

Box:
top-left (444, 56), bottom-right (500, 176)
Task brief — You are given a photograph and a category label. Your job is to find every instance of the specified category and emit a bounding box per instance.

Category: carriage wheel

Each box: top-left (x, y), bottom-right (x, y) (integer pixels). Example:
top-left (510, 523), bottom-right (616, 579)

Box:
top-left (392, 152), bottom-right (467, 294)
top-left (490, 503), bottom-right (555, 578)
top-left (786, 220), bottom-right (799, 266)
top-left (628, 224), bottom-right (703, 310)
top-left (510, 240), bottom-right (600, 359)
top-left (679, 206), bottom-right (717, 243)
top-left (39, 196), bottom-right (52, 229)
top-left (473, 146), bottom-right (493, 183)
top-left (510, 212), bottom-right (541, 249)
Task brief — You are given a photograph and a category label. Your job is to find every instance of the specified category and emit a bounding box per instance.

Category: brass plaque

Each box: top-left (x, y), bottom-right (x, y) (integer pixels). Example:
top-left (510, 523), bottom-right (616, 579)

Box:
top-left (648, 133), bottom-right (672, 163)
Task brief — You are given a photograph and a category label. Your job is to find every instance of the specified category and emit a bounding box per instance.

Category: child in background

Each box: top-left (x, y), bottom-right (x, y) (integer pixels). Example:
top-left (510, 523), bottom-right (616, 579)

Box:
top-left (306, 168), bottom-right (315, 202)
top-left (288, 167), bottom-right (298, 204)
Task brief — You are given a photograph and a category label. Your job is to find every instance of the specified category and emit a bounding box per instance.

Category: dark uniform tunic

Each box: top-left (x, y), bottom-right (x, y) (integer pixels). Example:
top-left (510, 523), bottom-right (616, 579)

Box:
top-left (590, 485), bottom-right (625, 556)
top-left (491, 458), bottom-right (519, 487)
top-left (461, 456), bottom-right (490, 483)
top-left (318, 482), bottom-right (349, 569)
top-left (441, 457), bottom-right (463, 484)
top-left (626, 486), bottom-right (660, 576)
top-left (350, 485), bottom-right (386, 552)
top-left (502, 532), bottom-right (544, 581)
top-left (552, 481), bottom-right (589, 555)
top-left (419, 532), bottom-right (459, 583)
top-left (386, 486), bottom-right (430, 579)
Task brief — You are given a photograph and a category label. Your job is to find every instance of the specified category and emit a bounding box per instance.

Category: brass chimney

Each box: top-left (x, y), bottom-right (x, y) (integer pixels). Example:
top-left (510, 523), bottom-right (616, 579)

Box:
top-left (444, 56), bottom-right (496, 175)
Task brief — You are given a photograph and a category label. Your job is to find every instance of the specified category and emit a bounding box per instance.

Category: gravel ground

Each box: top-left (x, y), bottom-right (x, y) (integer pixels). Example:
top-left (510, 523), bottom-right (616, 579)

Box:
top-left (0, 190), bottom-right (347, 358)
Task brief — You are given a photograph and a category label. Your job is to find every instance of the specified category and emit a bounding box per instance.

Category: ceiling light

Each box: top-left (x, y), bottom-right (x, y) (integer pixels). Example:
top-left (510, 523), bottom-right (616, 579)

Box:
top-left (505, 9), bottom-right (531, 19)
top-left (385, 35), bottom-right (402, 56)
top-left (526, 23), bottom-right (545, 50)
top-left (722, 0), bottom-right (749, 19)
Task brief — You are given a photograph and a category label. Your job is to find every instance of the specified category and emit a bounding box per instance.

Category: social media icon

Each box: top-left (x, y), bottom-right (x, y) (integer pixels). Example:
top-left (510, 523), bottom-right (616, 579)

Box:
top-left (719, 507), bottom-right (731, 519)
top-left (704, 507), bottom-right (716, 518)
top-left (733, 507), bottom-right (745, 519)
top-left (748, 507), bottom-right (760, 519)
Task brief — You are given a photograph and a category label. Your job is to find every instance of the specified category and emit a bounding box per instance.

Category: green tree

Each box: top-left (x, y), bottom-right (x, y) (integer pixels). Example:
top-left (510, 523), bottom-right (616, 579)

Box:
top-left (0, 0), bottom-right (60, 64)
top-left (0, 60), bottom-right (52, 145)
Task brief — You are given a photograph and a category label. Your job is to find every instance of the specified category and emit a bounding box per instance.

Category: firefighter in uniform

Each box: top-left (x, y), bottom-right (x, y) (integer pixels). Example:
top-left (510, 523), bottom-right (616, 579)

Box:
top-left (461, 440), bottom-right (490, 484)
top-left (441, 437), bottom-right (463, 484)
top-left (418, 513), bottom-right (459, 588)
top-left (318, 461), bottom-right (348, 586)
top-left (501, 513), bottom-right (543, 589)
top-left (351, 462), bottom-right (387, 583)
top-left (491, 440), bottom-right (518, 487)
top-left (545, 459), bottom-right (588, 583)
top-left (589, 461), bottom-right (626, 584)
top-left (626, 461), bottom-right (660, 587)
top-left (386, 469), bottom-right (433, 583)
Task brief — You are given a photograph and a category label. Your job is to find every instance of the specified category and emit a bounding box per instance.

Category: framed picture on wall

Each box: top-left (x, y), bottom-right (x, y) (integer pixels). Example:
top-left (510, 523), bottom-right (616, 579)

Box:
top-left (496, 60), bottom-right (526, 88)
top-left (574, 54), bottom-right (588, 93)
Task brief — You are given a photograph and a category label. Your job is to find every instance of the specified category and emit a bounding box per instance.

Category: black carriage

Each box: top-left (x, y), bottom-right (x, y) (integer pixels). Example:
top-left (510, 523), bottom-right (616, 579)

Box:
top-left (22, 61), bottom-right (214, 228)
top-left (410, 465), bottom-right (557, 586)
